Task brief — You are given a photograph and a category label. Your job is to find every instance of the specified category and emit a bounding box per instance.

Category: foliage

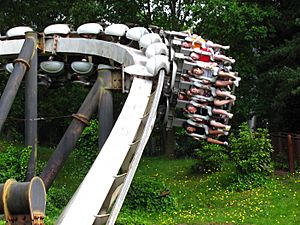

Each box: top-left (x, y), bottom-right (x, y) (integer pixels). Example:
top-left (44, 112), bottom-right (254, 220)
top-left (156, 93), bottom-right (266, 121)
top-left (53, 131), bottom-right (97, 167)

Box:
top-left (44, 185), bottom-right (71, 224)
top-left (193, 143), bottom-right (229, 174)
top-left (118, 157), bottom-right (300, 225)
top-left (254, 47), bottom-right (300, 132)
top-left (38, 84), bottom-right (89, 145)
top-left (228, 122), bottom-right (274, 190)
top-left (124, 176), bottom-right (176, 212)
top-left (174, 127), bottom-right (199, 158)
top-left (71, 119), bottom-right (99, 178)
top-left (0, 145), bottom-right (31, 183)
top-left (46, 185), bottom-right (70, 210)
top-left (189, 0), bottom-right (280, 124)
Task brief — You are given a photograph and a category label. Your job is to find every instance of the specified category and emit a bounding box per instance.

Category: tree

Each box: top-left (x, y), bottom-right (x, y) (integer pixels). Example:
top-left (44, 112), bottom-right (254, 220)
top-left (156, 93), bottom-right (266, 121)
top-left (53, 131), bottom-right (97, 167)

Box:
top-left (252, 0), bottom-right (300, 132)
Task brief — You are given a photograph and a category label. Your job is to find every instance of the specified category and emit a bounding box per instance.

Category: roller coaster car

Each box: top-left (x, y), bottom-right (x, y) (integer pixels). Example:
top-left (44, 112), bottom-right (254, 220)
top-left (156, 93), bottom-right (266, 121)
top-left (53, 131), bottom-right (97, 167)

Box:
top-left (77, 23), bottom-right (103, 37)
top-left (145, 42), bottom-right (169, 58)
top-left (183, 111), bottom-right (210, 122)
top-left (178, 78), bottom-right (215, 91)
top-left (184, 119), bottom-right (209, 136)
top-left (139, 33), bottom-right (162, 49)
top-left (125, 27), bottom-right (150, 48)
top-left (39, 60), bottom-right (65, 75)
top-left (6, 26), bottom-right (33, 39)
top-left (190, 94), bottom-right (214, 103)
top-left (126, 27), bottom-right (149, 42)
top-left (104, 24), bottom-right (129, 42)
top-left (71, 61), bottom-right (94, 75)
top-left (44, 24), bottom-right (70, 36)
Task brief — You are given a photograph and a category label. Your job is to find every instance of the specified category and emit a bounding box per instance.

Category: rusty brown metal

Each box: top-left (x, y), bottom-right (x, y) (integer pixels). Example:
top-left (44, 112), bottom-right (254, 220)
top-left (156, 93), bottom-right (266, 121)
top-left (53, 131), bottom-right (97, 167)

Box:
top-left (0, 177), bottom-right (46, 225)
top-left (287, 134), bottom-right (295, 173)
top-left (72, 113), bottom-right (90, 125)
top-left (25, 31), bottom-right (38, 181)
top-left (98, 66), bottom-right (114, 150)
top-left (40, 78), bottom-right (100, 190)
top-left (0, 32), bottom-right (36, 132)
top-left (271, 132), bottom-right (300, 171)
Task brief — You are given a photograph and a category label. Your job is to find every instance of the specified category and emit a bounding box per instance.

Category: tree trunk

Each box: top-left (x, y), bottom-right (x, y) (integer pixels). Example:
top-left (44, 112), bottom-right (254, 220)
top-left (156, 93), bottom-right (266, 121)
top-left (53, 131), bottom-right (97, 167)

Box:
top-left (163, 128), bottom-right (175, 159)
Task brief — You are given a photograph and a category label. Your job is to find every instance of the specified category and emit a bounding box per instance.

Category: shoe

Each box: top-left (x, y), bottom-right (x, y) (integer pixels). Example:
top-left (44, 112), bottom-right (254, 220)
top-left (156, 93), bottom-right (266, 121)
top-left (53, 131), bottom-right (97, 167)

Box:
top-left (233, 77), bottom-right (241, 87)
top-left (225, 125), bottom-right (231, 131)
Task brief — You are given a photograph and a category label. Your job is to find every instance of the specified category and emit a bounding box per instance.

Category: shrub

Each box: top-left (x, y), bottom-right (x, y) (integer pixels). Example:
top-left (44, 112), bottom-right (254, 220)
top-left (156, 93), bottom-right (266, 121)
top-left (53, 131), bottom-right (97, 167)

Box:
top-left (0, 145), bottom-right (31, 183)
top-left (71, 119), bottom-right (99, 178)
top-left (47, 185), bottom-right (71, 210)
top-left (175, 127), bottom-right (199, 158)
top-left (228, 122), bottom-right (274, 190)
top-left (124, 177), bottom-right (176, 212)
top-left (193, 143), bottom-right (229, 174)
top-left (45, 185), bottom-right (72, 223)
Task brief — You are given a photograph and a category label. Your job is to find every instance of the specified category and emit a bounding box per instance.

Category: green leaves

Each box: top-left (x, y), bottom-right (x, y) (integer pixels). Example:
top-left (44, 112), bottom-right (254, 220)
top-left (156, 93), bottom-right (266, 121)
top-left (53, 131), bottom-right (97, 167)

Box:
top-left (124, 176), bottom-right (176, 212)
top-left (0, 145), bottom-right (31, 182)
top-left (193, 143), bottom-right (228, 174)
top-left (229, 122), bottom-right (274, 190)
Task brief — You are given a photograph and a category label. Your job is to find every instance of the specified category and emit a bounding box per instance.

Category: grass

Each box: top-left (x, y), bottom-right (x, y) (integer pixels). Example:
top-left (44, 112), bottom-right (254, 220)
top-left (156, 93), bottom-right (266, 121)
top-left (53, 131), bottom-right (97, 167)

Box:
top-left (117, 157), bottom-right (300, 225)
top-left (0, 141), bottom-right (299, 225)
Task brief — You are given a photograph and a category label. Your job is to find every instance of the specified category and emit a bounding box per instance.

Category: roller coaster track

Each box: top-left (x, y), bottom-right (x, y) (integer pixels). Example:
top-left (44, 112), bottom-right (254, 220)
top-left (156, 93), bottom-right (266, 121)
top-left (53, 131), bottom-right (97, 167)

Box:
top-left (0, 24), bottom-right (237, 224)
top-left (57, 71), bottom-right (165, 225)
top-left (0, 24), bottom-right (171, 224)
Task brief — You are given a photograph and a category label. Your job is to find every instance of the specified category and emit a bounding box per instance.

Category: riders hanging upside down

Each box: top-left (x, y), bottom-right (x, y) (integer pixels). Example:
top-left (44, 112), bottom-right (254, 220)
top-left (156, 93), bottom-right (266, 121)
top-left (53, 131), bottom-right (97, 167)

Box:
top-left (188, 65), bottom-right (241, 87)
top-left (183, 120), bottom-right (228, 146)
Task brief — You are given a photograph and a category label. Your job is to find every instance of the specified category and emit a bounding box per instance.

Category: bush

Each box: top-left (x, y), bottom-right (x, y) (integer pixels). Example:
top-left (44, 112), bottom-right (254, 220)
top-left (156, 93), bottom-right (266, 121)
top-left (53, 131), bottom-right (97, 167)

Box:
top-left (228, 122), bottom-right (274, 190)
top-left (71, 119), bottom-right (99, 178)
top-left (193, 143), bottom-right (229, 174)
top-left (0, 145), bottom-right (31, 183)
top-left (175, 127), bottom-right (199, 158)
top-left (45, 185), bottom-right (72, 223)
top-left (47, 185), bottom-right (71, 210)
top-left (124, 177), bottom-right (176, 212)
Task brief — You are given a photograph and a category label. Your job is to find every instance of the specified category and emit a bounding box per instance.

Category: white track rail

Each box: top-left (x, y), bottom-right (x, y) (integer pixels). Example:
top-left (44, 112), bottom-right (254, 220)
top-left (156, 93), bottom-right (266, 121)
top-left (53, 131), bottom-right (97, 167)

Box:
top-left (56, 77), bottom-right (153, 224)
top-left (106, 70), bottom-right (165, 225)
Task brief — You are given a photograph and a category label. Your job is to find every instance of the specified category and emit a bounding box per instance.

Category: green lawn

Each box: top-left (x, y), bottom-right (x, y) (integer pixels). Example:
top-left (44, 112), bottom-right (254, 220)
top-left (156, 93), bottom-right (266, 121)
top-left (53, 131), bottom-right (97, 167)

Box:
top-left (117, 157), bottom-right (300, 225)
top-left (0, 142), bottom-right (299, 225)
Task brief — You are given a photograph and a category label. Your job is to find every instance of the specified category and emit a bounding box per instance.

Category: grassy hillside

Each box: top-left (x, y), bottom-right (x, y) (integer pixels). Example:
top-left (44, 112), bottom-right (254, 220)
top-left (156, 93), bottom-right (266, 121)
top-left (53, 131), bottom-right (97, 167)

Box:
top-left (117, 157), bottom-right (300, 225)
top-left (0, 142), bottom-right (299, 224)
top-left (46, 152), bottom-right (300, 224)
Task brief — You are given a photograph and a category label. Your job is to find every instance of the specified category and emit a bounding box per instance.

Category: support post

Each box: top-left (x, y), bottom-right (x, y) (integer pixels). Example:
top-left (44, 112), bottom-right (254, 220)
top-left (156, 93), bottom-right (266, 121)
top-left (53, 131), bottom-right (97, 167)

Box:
top-left (287, 134), bottom-right (295, 173)
top-left (163, 128), bottom-right (175, 159)
top-left (98, 65), bottom-right (114, 150)
top-left (0, 34), bottom-right (35, 132)
top-left (25, 32), bottom-right (38, 181)
top-left (40, 79), bottom-right (100, 190)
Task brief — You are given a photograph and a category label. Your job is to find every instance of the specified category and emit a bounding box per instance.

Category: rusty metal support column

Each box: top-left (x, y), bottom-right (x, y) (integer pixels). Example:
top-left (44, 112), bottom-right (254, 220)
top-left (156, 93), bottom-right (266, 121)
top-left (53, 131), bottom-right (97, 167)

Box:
top-left (40, 79), bottom-right (100, 190)
top-left (25, 32), bottom-right (38, 181)
top-left (0, 34), bottom-right (35, 132)
top-left (98, 65), bottom-right (114, 150)
top-left (287, 134), bottom-right (295, 173)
